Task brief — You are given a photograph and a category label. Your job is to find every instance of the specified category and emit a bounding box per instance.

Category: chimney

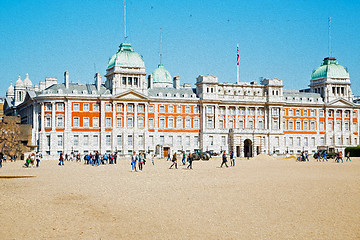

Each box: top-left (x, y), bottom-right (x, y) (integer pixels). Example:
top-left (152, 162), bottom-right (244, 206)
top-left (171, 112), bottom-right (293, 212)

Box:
top-left (64, 71), bottom-right (69, 88)
top-left (173, 76), bottom-right (180, 89)
top-left (95, 72), bottom-right (102, 91)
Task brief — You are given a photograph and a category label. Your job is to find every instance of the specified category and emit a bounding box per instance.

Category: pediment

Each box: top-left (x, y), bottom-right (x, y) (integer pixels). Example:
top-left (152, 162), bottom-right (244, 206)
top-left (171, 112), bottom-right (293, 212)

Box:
top-left (327, 98), bottom-right (355, 108)
top-left (114, 90), bottom-right (148, 100)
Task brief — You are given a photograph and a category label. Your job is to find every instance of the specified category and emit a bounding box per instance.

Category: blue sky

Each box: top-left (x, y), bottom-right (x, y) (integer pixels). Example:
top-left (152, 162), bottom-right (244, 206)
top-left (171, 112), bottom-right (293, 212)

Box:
top-left (1, 0), bottom-right (359, 96)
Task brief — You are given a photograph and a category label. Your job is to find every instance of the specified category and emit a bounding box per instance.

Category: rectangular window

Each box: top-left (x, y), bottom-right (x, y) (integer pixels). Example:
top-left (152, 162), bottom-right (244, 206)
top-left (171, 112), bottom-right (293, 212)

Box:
top-left (93, 135), bottom-right (98, 146)
top-left (177, 136), bottom-right (182, 146)
top-left (58, 135), bottom-right (63, 146)
top-left (289, 121), bottom-right (294, 130)
top-left (185, 106), bottom-right (190, 113)
top-left (194, 106), bottom-right (199, 113)
top-left (228, 119), bottom-right (234, 129)
top-left (149, 135), bottom-right (154, 146)
top-left (93, 117), bottom-right (99, 127)
top-left (159, 105), bottom-right (165, 113)
top-left (159, 118), bottom-right (165, 129)
top-left (177, 118), bottom-right (183, 128)
top-left (128, 77), bottom-right (132, 85)
top-left (303, 110), bottom-right (308, 117)
top-left (134, 77), bottom-right (138, 85)
top-left (74, 135), bottom-right (79, 145)
top-left (138, 105), bottom-right (144, 113)
top-left (106, 135), bottom-right (111, 146)
top-left (149, 118), bottom-right (154, 128)
top-left (258, 120), bottom-right (263, 129)
top-left (289, 109), bottom-right (293, 116)
top-left (84, 135), bottom-right (89, 146)
top-left (219, 119), bottom-right (224, 129)
top-left (207, 118), bottom-right (213, 128)
top-left (116, 104), bottom-right (123, 112)
top-left (275, 137), bottom-right (280, 146)
top-left (57, 117), bottom-right (63, 127)
top-left (139, 135), bottom-right (143, 146)
top-left (296, 121), bottom-right (301, 130)
top-left (83, 117), bottom-right (89, 127)
top-left (122, 77), bottom-right (126, 85)
top-left (206, 106), bottom-right (213, 114)
top-left (353, 123), bottom-right (357, 132)
top-left (194, 136), bottom-right (199, 145)
top-left (57, 103), bottom-right (64, 111)
top-left (304, 137), bottom-right (308, 146)
top-left (185, 119), bottom-right (191, 128)
top-left (117, 135), bottom-right (122, 146)
top-left (194, 119), bottom-right (199, 129)
top-left (221, 136), bottom-right (226, 145)
top-left (46, 104), bottom-right (52, 111)
top-left (177, 105), bottom-right (182, 113)
top-left (106, 104), bottom-right (111, 112)
top-left (73, 103), bottom-right (79, 111)
top-left (106, 117), bottom-right (111, 127)
top-left (336, 111), bottom-right (341, 117)
top-left (168, 106), bottom-right (174, 113)
top-left (83, 103), bottom-right (89, 112)
top-left (345, 122), bottom-right (349, 131)
top-left (311, 137), bottom-right (315, 146)
top-left (320, 137), bottom-right (325, 145)
top-left (93, 104), bottom-right (99, 112)
top-left (117, 117), bottom-right (122, 127)
top-left (345, 111), bottom-right (349, 118)
top-left (209, 136), bottom-right (214, 146)
top-left (169, 136), bottom-right (173, 145)
top-left (311, 121), bottom-right (315, 130)
top-left (239, 120), bottom-right (244, 129)
top-left (186, 136), bottom-right (190, 146)
top-left (272, 120), bottom-right (277, 130)
top-left (289, 137), bottom-right (293, 146)
top-left (127, 117), bottom-right (133, 128)
top-left (296, 110), bottom-right (300, 116)
top-left (353, 111), bottom-right (357, 118)
top-left (296, 137), bottom-right (301, 146)
top-left (128, 104), bottom-right (133, 112)
top-left (272, 108), bottom-right (278, 115)
top-left (47, 136), bottom-right (50, 146)
top-left (168, 118), bottom-right (174, 128)
top-left (310, 110), bottom-right (315, 116)
top-left (320, 110), bottom-right (324, 117)
top-left (303, 121), bottom-right (308, 130)
top-left (149, 105), bottom-right (154, 113)
top-left (73, 117), bottom-right (79, 127)
top-left (138, 118), bottom-right (144, 128)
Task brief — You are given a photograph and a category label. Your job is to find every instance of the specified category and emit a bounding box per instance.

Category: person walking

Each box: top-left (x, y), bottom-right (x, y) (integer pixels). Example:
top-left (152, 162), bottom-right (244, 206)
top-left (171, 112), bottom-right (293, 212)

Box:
top-left (230, 151), bottom-right (235, 167)
top-left (220, 152), bottom-right (228, 168)
top-left (0, 153), bottom-right (2, 168)
top-left (169, 152), bottom-right (177, 169)
top-left (114, 153), bottom-right (117, 164)
top-left (167, 153), bottom-right (171, 161)
top-left (58, 152), bottom-right (64, 166)
top-left (35, 152), bottom-right (41, 167)
top-left (346, 152), bottom-right (351, 162)
top-left (338, 151), bottom-right (343, 163)
top-left (138, 152), bottom-right (144, 171)
top-left (305, 152), bottom-right (309, 161)
top-left (322, 151), bottom-right (328, 162)
top-left (182, 151), bottom-right (186, 166)
top-left (152, 155), bottom-right (155, 165)
top-left (187, 153), bottom-right (193, 169)
top-left (131, 151), bottom-right (138, 171)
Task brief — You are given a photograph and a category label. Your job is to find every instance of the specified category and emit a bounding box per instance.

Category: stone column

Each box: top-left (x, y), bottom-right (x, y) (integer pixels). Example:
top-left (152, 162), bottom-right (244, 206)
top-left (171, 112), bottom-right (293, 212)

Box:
top-left (350, 109), bottom-right (353, 145)
top-left (144, 103), bottom-right (149, 152)
top-left (214, 104), bottom-right (218, 129)
top-left (225, 106), bottom-right (228, 129)
top-left (255, 107), bottom-right (258, 129)
top-left (325, 108), bottom-right (328, 145)
top-left (51, 102), bottom-right (56, 131)
top-left (202, 104), bottom-right (207, 131)
top-left (235, 106), bottom-right (238, 129)
top-left (134, 103), bottom-right (138, 130)
top-left (245, 106), bottom-right (248, 128)
top-left (64, 100), bottom-right (71, 154)
top-left (40, 102), bottom-right (45, 153)
top-left (50, 102), bottom-right (56, 155)
top-left (112, 102), bottom-right (116, 153)
top-left (100, 101), bottom-right (105, 154)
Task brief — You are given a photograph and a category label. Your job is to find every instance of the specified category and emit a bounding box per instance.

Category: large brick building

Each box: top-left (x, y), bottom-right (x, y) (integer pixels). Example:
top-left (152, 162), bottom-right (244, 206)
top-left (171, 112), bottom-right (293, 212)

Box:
top-left (3, 41), bottom-right (360, 157)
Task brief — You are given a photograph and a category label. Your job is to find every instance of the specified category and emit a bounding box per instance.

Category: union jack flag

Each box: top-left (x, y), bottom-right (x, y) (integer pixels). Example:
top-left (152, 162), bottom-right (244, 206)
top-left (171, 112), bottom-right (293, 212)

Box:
top-left (237, 45), bottom-right (239, 66)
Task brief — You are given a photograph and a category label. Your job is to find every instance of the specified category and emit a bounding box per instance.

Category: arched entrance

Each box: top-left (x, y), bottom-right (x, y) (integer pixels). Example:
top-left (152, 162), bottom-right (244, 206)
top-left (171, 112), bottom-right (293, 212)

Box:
top-left (244, 139), bottom-right (252, 158)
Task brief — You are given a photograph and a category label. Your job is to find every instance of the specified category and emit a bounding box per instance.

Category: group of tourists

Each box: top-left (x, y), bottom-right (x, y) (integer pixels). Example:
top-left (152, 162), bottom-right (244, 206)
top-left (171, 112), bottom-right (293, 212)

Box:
top-left (313, 150), bottom-right (351, 163)
top-left (167, 151), bottom-right (194, 169)
top-left (24, 152), bottom-right (42, 168)
top-left (220, 151), bottom-right (236, 168)
top-left (58, 151), bottom-right (118, 166)
top-left (0, 152), bottom-right (17, 168)
top-left (131, 151), bottom-right (149, 171)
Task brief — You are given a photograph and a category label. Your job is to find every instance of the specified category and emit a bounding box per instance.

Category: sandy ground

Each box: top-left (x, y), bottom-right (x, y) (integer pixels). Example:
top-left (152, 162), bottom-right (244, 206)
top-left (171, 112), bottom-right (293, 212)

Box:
top-left (0, 156), bottom-right (359, 240)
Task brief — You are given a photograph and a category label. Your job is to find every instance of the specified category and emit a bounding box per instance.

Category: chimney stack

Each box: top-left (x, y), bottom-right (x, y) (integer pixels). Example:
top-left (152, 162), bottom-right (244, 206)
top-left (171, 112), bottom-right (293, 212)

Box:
top-left (95, 72), bottom-right (102, 91)
top-left (64, 71), bottom-right (69, 88)
top-left (173, 76), bottom-right (180, 89)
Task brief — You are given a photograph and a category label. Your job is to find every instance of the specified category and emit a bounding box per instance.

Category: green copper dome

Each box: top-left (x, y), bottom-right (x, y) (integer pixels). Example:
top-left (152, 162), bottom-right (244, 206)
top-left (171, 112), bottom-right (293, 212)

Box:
top-left (311, 57), bottom-right (349, 80)
top-left (152, 64), bottom-right (172, 83)
top-left (107, 43), bottom-right (145, 69)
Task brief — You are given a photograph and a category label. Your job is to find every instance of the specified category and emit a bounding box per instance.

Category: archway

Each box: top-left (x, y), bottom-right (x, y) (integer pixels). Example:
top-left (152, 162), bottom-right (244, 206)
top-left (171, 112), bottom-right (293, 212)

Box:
top-left (244, 139), bottom-right (253, 158)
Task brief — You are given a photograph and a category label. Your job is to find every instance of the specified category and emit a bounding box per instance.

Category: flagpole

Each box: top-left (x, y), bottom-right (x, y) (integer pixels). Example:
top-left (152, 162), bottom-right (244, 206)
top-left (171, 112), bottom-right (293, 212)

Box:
top-left (237, 44), bottom-right (239, 84)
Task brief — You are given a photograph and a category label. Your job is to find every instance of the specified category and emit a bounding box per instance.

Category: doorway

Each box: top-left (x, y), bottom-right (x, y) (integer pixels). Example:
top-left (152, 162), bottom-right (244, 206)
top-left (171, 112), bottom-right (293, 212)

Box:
top-left (163, 147), bottom-right (170, 158)
top-left (236, 146), bottom-right (240, 157)
top-left (244, 139), bottom-right (252, 158)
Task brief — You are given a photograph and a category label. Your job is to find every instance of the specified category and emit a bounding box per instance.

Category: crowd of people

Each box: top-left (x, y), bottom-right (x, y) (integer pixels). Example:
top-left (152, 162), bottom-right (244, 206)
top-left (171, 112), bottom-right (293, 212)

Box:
top-left (58, 151), bottom-right (118, 166)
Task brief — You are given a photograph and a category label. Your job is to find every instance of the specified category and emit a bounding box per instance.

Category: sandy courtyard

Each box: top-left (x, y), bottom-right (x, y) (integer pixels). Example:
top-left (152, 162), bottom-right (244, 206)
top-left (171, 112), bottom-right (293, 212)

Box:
top-left (0, 156), bottom-right (359, 239)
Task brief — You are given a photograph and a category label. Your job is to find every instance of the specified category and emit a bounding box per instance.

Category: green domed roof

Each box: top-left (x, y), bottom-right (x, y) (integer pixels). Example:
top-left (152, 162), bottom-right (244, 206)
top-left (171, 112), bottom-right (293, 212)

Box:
top-left (107, 43), bottom-right (145, 69)
top-left (311, 57), bottom-right (349, 80)
top-left (152, 64), bottom-right (172, 83)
